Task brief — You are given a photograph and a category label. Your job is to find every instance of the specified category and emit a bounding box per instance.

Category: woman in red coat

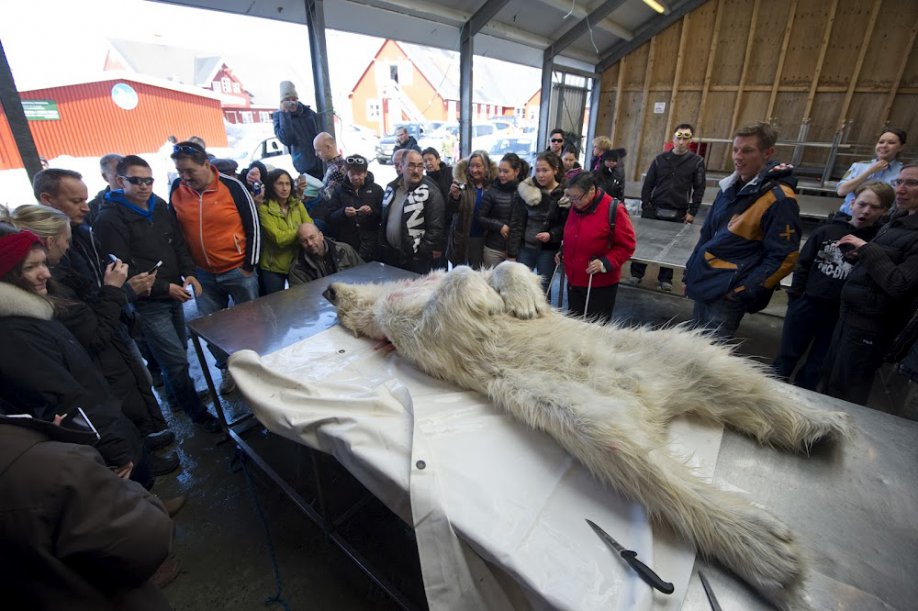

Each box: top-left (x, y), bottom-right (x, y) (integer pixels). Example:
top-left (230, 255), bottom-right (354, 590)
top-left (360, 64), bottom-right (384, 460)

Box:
top-left (559, 172), bottom-right (636, 321)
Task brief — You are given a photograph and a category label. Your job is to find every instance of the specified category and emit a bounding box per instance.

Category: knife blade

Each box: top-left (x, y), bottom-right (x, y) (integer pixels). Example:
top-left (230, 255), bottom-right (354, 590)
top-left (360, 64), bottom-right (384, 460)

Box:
top-left (698, 571), bottom-right (723, 611)
top-left (586, 519), bottom-right (674, 595)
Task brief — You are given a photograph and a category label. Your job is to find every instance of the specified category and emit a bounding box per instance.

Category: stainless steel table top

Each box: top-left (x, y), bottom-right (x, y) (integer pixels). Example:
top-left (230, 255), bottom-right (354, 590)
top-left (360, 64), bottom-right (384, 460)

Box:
top-left (630, 216), bottom-right (701, 269)
top-left (195, 262), bottom-right (917, 610)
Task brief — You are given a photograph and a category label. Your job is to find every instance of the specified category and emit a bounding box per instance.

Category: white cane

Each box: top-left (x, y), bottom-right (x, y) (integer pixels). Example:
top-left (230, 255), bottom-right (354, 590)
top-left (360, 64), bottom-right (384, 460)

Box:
top-left (546, 260), bottom-right (561, 298)
top-left (583, 270), bottom-right (594, 320)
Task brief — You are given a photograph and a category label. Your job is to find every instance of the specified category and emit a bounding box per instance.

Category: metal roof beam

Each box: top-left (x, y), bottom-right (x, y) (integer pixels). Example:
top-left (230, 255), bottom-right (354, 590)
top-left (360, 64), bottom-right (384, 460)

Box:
top-left (469, 0), bottom-right (511, 36)
top-left (531, 0), bottom-right (634, 41)
top-left (544, 0), bottom-right (626, 62)
top-left (597, 0), bottom-right (708, 72)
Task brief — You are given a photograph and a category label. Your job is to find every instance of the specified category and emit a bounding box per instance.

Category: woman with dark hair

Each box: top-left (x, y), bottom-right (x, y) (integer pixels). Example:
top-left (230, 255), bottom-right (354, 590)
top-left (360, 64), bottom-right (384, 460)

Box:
top-left (448, 150), bottom-right (497, 268)
top-left (837, 128), bottom-right (907, 215)
top-left (594, 148), bottom-right (626, 200)
top-left (477, 153), bottom-right (529, 267)
top-left (516, 151), bottom-right (569, 297)
top-left (0, 226), bottom-right (146, 484)
top-left (238, 160), bottom-right (269, 205)
top-left (561, 147), bottom-right (581, 173)
top-left (559, 172), bottom-right (636, 321)
top-left (258, 168), bottom-right (313, 294)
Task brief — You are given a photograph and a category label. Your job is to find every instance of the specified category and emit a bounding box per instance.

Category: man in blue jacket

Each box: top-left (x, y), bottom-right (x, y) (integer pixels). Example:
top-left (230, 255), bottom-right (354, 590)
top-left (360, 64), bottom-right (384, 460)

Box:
top-left (684, 122), bottom-right (801, 339)
top-left (273, 80), bottom-right (323, 179)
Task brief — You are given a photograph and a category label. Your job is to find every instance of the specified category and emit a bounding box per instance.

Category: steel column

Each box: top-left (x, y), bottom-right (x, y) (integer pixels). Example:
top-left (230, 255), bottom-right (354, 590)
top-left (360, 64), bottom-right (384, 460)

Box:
top-left (304, 0), bottom-right (335, 137)
top-left (0, 39), bottom-right (42, 182)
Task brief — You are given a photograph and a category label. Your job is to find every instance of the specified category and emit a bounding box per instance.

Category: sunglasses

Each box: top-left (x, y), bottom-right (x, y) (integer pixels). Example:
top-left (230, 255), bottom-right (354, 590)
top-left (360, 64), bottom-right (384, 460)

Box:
top-left (120, 176), bottom-right (155, 186)
top-left (346, 156), bottom-right (367, 165)
top-left (173, 145), bottom-right (202, 156)
top-left (550, 138), bottom-right (564, 143)
top-left (674, 132), bottom-right (693, 140)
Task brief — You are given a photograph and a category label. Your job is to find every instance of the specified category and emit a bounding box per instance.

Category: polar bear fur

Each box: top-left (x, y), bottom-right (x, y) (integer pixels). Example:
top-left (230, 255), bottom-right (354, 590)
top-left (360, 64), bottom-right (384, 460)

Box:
top-left (324, 262), bottom-right (851, 609)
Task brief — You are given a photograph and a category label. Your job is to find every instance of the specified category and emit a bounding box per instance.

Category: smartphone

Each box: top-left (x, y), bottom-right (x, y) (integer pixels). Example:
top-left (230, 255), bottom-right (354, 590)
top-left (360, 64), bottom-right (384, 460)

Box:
top-left (147, 260), bottom-right (163, 274)
top-left (107, 253), bottom-right (120, 264)
top-left (60, 407), bottom-right (101, 440)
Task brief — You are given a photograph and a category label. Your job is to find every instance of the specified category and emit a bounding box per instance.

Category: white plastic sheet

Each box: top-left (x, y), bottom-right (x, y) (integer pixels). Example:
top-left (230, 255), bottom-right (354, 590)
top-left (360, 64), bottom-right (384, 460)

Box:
top-left (230, 325), bottom-right (725, 610)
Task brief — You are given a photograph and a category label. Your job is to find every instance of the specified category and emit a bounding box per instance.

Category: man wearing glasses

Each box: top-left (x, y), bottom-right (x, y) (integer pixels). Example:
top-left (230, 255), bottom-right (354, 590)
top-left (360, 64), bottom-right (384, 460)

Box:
top-left (169, 141), bottom-right (260, 395)
top-left (628, 123), bottom-right (707, 291)
top-left (379, 150), bottom-right (445, 273)
top-left (95, 155), bottom-right (221, 433)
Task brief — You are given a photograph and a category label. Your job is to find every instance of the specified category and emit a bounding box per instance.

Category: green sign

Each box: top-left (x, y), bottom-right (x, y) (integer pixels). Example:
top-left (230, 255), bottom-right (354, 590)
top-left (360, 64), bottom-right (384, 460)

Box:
top-left (23, 100), bottom-right (60, 121)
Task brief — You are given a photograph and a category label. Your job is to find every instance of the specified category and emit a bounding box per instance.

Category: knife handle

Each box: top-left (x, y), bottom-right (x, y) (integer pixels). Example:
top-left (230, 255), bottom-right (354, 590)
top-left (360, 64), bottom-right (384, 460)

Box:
top-left (621, 550), bottom-right (675, 594)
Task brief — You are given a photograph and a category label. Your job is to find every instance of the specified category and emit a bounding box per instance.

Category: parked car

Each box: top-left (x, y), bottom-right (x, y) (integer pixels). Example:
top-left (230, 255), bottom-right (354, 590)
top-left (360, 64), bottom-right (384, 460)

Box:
top-left (249, 136), bottom-right (298, 177)
top-left (418, 124), bottom-right (459, 163)
top-left (376, 122), bottom-right (428, 164)
top-left (485, 136), bottom-right (538, 169)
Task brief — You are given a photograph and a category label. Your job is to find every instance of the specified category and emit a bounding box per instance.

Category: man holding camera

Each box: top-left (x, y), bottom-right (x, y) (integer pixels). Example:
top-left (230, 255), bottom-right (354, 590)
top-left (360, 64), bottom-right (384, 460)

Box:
top-left (273, 80), bottom-right (323, 180)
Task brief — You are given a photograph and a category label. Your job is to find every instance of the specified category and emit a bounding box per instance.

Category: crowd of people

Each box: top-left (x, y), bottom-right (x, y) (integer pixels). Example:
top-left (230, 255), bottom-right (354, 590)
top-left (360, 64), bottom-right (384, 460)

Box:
top-left (0, 80), bottom-right (915, 605)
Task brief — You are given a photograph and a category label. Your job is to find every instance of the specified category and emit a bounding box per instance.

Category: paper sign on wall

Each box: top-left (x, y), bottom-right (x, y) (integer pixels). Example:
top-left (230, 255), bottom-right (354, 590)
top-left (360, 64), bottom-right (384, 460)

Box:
top-left (653, 102), bottom-right (666, 114)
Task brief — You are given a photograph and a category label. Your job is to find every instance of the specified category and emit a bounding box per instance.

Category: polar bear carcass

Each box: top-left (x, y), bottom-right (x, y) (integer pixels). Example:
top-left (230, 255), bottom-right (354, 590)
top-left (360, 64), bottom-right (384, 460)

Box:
top-left (324, 262), bottom-right (850, 609)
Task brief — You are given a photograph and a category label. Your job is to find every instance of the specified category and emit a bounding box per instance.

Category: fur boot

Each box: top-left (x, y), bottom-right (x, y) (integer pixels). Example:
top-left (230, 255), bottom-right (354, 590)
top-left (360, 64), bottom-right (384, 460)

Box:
top-left (324, 262), bottom-right (851, 609)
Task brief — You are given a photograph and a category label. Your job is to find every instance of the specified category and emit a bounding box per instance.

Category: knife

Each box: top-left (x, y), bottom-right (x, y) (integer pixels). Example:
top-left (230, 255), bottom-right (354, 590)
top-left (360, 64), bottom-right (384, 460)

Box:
top-left (698, 571), bottom-right (723, 611)
top-left (586, 519), bottom-right (675, 595)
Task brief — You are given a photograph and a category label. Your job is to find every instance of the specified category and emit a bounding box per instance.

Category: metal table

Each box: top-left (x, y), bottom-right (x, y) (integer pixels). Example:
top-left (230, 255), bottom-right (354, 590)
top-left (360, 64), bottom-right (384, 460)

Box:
top-left (188, 262), bottom-right (918, 610)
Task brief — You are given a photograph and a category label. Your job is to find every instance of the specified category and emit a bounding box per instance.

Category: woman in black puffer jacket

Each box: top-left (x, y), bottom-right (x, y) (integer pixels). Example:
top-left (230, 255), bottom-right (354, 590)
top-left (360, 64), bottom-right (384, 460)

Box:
top-left (477, 153), bottom-right (530, 267)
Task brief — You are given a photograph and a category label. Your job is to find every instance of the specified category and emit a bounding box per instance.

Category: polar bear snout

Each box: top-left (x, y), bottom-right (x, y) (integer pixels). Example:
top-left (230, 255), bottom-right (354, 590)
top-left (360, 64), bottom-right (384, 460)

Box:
top-left (322, 284), bottom-right (339, 304)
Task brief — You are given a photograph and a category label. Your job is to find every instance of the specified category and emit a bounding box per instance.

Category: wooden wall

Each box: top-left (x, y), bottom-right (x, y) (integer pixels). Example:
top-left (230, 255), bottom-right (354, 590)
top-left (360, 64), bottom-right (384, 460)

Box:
top-left (595, 0), bottom-right (918, 181)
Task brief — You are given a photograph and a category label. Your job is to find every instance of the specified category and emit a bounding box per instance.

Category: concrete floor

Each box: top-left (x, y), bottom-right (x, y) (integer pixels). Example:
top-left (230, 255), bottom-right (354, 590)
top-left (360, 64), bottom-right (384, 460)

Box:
top-left (154, 262), bottom-right (912, 610)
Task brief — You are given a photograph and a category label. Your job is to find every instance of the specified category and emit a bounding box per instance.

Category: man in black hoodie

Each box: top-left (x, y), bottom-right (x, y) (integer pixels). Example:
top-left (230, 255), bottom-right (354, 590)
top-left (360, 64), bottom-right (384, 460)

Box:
top-left (628, 123), bottom-right (706, 291)
top-left (95, 156), bottom-right (221, 434)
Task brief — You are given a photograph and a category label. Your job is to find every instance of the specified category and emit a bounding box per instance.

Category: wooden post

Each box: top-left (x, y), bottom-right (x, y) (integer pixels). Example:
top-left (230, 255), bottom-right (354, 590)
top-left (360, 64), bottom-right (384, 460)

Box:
top-left (611, 56), bottom-right (626, 145)
top-left (801, 0), bottom-right (839, 122)
top-left (663, 14), bottom-right (690, 138)
top-left (880, 15), bottom-right (918, 123)
top-left (766, 0), bottom-right (798, 121)
top-left (633, 36), bottom-right (658, 181)
top-left (697, 0), bottom-right (725, 147)
top-left (722, 0), bottom-right (761, 169)
top-left (837, 0), bottom-right (881, 126)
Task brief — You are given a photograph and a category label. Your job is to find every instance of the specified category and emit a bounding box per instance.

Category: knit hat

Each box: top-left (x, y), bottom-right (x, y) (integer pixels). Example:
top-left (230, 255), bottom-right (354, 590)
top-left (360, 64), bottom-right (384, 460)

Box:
top-left (280, 80), bottom-right (298, 100)
top-left (345, 154), bottom-right (368, 171)
top-left (0, 230), bottom-right (40, 279)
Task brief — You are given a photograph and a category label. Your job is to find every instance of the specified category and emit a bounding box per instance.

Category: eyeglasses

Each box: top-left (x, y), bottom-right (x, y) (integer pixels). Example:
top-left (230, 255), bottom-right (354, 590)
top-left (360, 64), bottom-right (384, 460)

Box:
top-left (892, 178), bottom-right (918, 188)
top-left (345, 157), bottom-right (367, 165)
top-left (120, 176), bottom-right (155, 186)
top-left (567, 189), bottom-right (591, 203)
top-left (550, 138), bottom-right (564, 143)
top-left (173, 145), bottom-right (202, 156)
top-left (405, 163), bottom-right (425, 171)
top-left (674, 132), bottom-right (693, 140)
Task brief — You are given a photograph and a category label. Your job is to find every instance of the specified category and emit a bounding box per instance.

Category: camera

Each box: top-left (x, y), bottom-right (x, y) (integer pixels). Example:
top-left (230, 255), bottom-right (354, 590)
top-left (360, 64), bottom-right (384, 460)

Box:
top-left (252, 180), bottom-right (263, 196)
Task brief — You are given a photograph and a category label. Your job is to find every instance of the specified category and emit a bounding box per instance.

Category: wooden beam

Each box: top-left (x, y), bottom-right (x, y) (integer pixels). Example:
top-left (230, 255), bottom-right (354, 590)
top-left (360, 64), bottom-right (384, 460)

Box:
top-left (766, 0), bottom-right (798, 121)
top-left (723, 0), bottom-right (761, 168)
top-left (880, 14), bottom-right (918, 124)
top-left (837, 0), bottom-right (881, 126)
top-left (664, 13), bottom-right (690, 138)
top-left (801, 0), bottom-right (839, 121)
top-left (611, 57), bottom-right (626, 145)
top-left (633, 37), bottom-right (658, 181)
top-left (696, 0), bottom-right (725, 137)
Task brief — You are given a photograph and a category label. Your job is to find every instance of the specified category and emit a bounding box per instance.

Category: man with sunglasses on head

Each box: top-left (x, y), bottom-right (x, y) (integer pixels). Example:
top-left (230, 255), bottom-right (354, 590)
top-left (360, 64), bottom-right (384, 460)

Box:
top-left (628, 123), bottom-right (707, 291)
top-left (327, 154), bottom-right (382, 261)
top-left (169, 141), bottom-right (260, 395)
top-left (95, 155), bottom-right (221, 433)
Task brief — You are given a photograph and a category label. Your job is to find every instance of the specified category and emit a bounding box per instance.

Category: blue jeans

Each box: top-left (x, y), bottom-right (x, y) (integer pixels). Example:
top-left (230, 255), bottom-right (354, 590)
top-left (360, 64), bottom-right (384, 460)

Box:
top-left (133, 299), bottom-right (206, 422)
top-left (517, 246), bottom-right (558, 298)
top-left (259, 269), bottom-right (288, 295)
top-left (195, 267), bottom-right (259, 368)
top-left (692, 296), bottom-right (747, 340)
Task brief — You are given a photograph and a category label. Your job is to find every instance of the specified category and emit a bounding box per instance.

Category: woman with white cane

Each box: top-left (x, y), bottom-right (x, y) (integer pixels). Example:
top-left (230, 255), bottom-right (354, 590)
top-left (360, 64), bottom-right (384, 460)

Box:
top-left (559, 172), bottom-right (636, 322)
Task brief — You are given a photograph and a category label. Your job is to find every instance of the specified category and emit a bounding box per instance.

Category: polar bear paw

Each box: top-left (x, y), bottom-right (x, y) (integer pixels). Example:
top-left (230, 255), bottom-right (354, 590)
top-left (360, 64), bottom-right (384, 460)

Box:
top-left (488, 261), bottom-right (549, 320)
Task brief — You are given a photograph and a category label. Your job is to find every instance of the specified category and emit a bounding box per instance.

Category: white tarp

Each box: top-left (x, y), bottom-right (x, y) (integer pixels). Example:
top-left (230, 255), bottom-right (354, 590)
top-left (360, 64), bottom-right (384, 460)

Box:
top-left (229, 325), bottom-right (725, 610)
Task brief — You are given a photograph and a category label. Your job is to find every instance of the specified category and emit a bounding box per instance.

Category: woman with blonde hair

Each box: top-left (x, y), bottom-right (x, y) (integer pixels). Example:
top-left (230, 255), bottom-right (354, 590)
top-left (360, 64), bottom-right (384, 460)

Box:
top-left (447, 149), bottom-right (497, 268)
top-left (590, 135), bottom-right (613, 172)
top-left (0, 204), bottom-right (71, 265)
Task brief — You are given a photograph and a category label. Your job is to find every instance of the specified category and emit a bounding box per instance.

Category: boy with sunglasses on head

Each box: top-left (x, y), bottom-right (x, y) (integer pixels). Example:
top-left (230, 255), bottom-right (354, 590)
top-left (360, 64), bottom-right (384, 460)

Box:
top-left (327, 154), bottom-right (383, 261)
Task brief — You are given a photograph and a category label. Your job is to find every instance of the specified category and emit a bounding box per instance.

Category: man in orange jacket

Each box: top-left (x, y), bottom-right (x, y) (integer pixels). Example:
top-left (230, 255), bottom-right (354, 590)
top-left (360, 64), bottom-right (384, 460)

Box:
top-left (169, 141), bottom-right (260, 394)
